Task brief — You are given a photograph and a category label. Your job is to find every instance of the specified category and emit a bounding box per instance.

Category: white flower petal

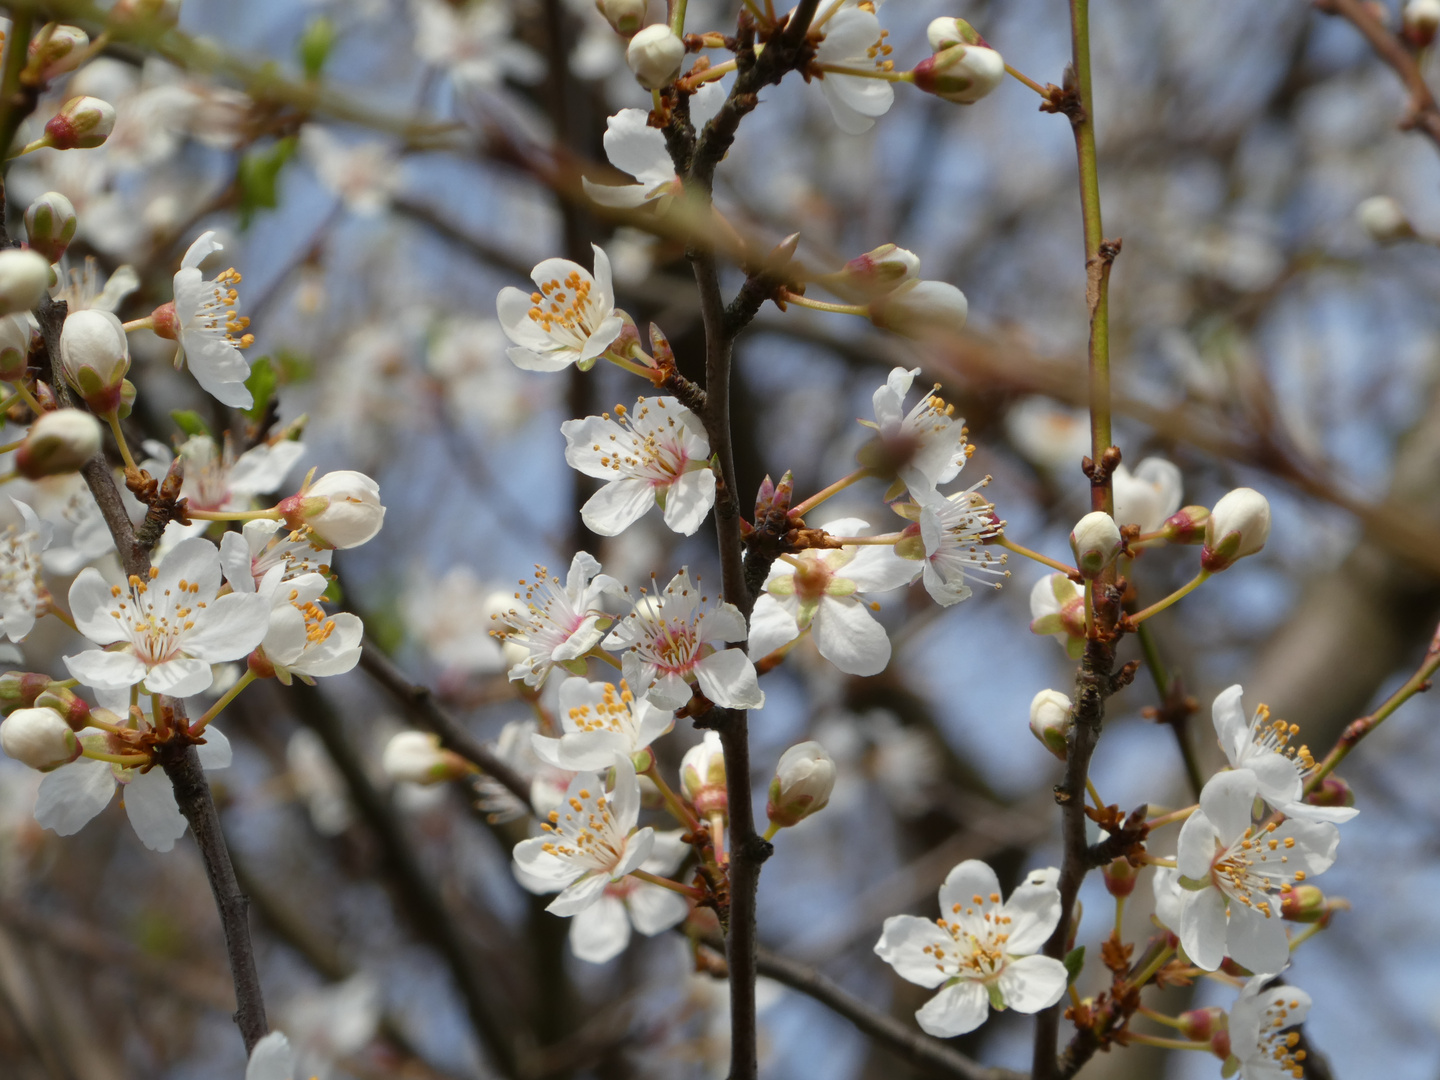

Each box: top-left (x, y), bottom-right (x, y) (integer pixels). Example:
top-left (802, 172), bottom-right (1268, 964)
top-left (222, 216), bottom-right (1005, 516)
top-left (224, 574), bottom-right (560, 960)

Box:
top-left (568, 893), bottom-right (632, 963)
top-left (874, 914), bottom-right (957, 989)
top-left (914, 980), bottom-right (989, 1038)
top-left (123, 766), bottom-right (188, 852)
top-left (34, 758), bottom-right (114, 835)
top-left (995, 954), bottom-right (1069, 1013)
top-left (813, 596), bottom-right (890, 676)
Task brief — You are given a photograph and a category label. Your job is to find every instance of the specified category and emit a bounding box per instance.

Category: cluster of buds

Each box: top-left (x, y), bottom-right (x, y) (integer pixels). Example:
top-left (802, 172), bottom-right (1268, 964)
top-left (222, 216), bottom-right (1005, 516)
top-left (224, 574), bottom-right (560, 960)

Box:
top-left (911, 18), bottom-right (1005, 105)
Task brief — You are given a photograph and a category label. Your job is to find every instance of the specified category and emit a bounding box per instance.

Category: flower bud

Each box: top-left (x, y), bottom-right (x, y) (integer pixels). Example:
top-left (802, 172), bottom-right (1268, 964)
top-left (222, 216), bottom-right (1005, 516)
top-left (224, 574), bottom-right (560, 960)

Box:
top-left (1070, 510), bottom-right (1122, 578)
top-left (598, 0), bottom-right (648, 35)
top-left (44, 96), bottom-right (116, 150)
top-left (0, 249), bottom-right (51, 316)
top-left (912, 44), bottom-right (1006, 105)
top-left (1178, 1006), bottom-right (1225, 1042)
top-left (1279, 883), bottom-right (1327, 922)
top-left (0, 706), bottom-right (80, 771)
top-left (681, 730), bottom-right (727, 816)
top-left (34, 687), bottom-right (91, 731)
top-left (766, 741), bottom-right (836, 829)
top-left (1101, 856), bottom-right (1137, 897)
top-left (926, 17), bottom-right (987, 51)
top-left (832, 244), bottom-right (921, 301)
top-left (1209, 1029), bottom-right (1233, 1063)
top-left (0, 313), bottom-right (32, 383)
top-left (24, 191), bottom-right (77, 264)
top-left (1306, 774), bottom-right (1354, 809)
top-left (111, 0), bottom-right (182, 25)
top-left (1160, 505), bottom-right (1209, 544)
top-left (625, 25), bottom-right (685, 89)
top-left (1029, 689), bottom-right (1072, 761)
top-left (1029, 573), bottom-right (1087, 658)
top-left (14, 408), bottom-right (102, 479)
top-left (382, 731), bottom-right (471, 785)
top-left (1356, 195), bottom-right (1414, 244)
top-left (277, 470), bottom-right (386, 549)
top-left (1200, 488), bottom-right (1270, 573)
top-left (869, 279), bottom-right (968, 339)
top-left (0, 671), bottom-right (58, 715)
top-left (1404, 0), bottom-right (1440, 46)
top-left (29, 25), bottom-right (90, 77)
top-left (59, 309), bottom-right (131, 414)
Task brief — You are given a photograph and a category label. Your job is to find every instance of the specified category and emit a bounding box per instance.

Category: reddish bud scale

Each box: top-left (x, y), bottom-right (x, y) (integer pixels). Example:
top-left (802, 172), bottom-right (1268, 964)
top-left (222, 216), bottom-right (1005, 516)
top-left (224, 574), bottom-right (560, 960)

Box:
top-left (151, 301), bottom-right (180, 341)
top-left (910, 55), bottom-right (944, 97)
top-left (1209, 1029), bottom-right (1232, 1062)
top-left (1179, 1006), bottom-right (1224, 1042)
top-left (248, 648), bottom-right (277, 680)
top-left (1101, 856), bottom-right (1137, 897)
top-left (692, 785), bottom-right (727, 816)
top-left (0, 671), bottom-right (55, 714)
top-left (1306, 775), bottom-right (1354, 808)
top-left (1280, 884), bottom-right (1326, 922)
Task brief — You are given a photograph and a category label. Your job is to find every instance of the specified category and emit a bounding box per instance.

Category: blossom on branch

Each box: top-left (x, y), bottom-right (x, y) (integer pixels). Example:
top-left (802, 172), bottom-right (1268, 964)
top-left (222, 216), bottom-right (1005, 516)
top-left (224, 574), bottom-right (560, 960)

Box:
top-left (531, 676), bottom-right (673, 771)
top-left (568, 829), bottom-right (691, 963)
top-left (0, 499), bottom-right (52, 642)
top-left (862, 366), bottom-right (971, 502)
top-left (915, 487), bottom-right (1006, 606)
top-left (1222, 972), bottom-right (1312, 1080)
top-left (155, 230), bottom-right (256, 409)
top-left (812, 5), bottom-right (895, 135)
top-left (491, 552), bottom-right (619, 688)
top-left (562, 396), bottom-right (716, 536)
top-left (498, 245), bottom-right (625, 372)
top-left (1111, 457), bottom-right (1182, 534)
top-left (874, 860), bottom-right (1068, 1037)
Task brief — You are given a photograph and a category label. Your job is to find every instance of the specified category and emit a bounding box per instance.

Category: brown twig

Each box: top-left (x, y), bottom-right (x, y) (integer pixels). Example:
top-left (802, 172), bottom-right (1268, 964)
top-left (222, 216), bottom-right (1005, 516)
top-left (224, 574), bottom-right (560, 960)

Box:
top-left (1312, 0), bottom-right (1440, 149)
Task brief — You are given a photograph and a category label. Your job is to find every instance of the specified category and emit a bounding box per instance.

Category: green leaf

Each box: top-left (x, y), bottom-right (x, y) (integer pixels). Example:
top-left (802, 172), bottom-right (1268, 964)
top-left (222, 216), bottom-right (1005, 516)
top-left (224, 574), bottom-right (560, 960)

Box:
top-left (1063, 945), bottom-right (1085, 986)
top-left (243, 355), bottom-right (277, 421)
top-left (236, 136), bottom-right (298, 229)
top-left (298, 16), bottom-right (336, 80)
top-left (169, 410), bottom-right (211, 439)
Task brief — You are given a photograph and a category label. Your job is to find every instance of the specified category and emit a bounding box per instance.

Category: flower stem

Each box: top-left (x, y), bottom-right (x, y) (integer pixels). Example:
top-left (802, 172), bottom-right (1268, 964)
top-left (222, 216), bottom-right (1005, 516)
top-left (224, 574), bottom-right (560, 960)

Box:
top-left (587, 645), bottom-right (623, 671)
top-left (683, 58), bottom-right (738, 88)
top-left (1129, 942), bottom-right (1175, 990)
top-left (1145, 804), bottom-right (1197, 830)
top-left (191, 670), bottom-right (257, 732)
top-left (1138, 854), bottom-right (1176, 868)
top-left (82, 747), bottom-right (151, 767)
top-left (997, 535), bottom-right (1079, 578)
top-left (1124, 1033), bottom-right (1209, 1052)
top-left (43, 597), bottom-right (77, 633)
top-left (1085, 777), bottom-right (1103, 808)
top-left (631, 867), bottom-right (705, 901)
top-left (790, 467), bottom-right (875, 518)
top-left (121, 316), bottom-right (156, 333)
top-left (670, 0), bottom-right (689, 35)
top-left (0, 437), bottom-right (22, 454)
top-left (1288, 920), bottom-right (1326, 951)
top-left (824, 533), bottom-right (902, 545)
top-left (644, 763), bottom-right (701, 832)
top-left (762, 820), bottom-right (781, 842)
top-left (12, 380), bottom-right (45, 417)
top-left (1005, 63), bottom-right (1049, 97)
top-left (1135, 1004), bottom-right (1185, 1029)
top-left (104, 412), bottom-right (138, 472)
top-left (778, 290), bottom-right (871, 317)
top-left (812, 63), bottom-right (915, 83)
top-left (709, 809), bottom-right (728, 865)
top-left (604, 351), bottom-right (659, 379)
top-left (186, 507), bottom-right (285, 522)
top-left (1127, 570), bottom-right (1209, 625)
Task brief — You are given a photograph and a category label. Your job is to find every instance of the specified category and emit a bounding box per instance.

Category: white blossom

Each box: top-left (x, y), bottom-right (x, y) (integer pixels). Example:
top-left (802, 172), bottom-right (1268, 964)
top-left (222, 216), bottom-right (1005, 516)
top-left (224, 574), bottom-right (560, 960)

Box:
top-left (603, 568), bottom-right (763, 710)
top-left (1225, 973), bottom-right (1312, 1080)
top-left (166, 230), bottom-right (256, 408)
top-left (865, 367), bottom-right (970, 501)
top-left (491, 552), bottom-right (619, 688)
top-left (569, 829), bottom-right (690, 963)
top-left (749, 518), bottom-right (917, 676)
top-left (583, 85), bottom-right (725, 209)
top-left (0, 499), bottom-right (51, 642)
top-left (299, 125), bottom-right (402, 215)
top-left (278, 470), bottom-right (386, 550)
top-left (874, 860), bottom-right (1068, 1037)
top-left (916, 488), bottom-right (1006, 606)
top-left (562, 396), bottom-right (716, 536)
top-left (498, 246), bottom-right (625, 373)
top-left (1111, 457), bottom-right (1182, 534)
top-left (255, 572), bottom-right (363, 685)
top-left (1028, 573), bottom-right (1086, 659)
top-left (410, 0), bottom-right (543, 92)
top-left (532, 676), bottom-right (673, 771)
top-left (813, 5), bottom-right (895, 135)
top-left (219, 518), bottom-right (333, 594)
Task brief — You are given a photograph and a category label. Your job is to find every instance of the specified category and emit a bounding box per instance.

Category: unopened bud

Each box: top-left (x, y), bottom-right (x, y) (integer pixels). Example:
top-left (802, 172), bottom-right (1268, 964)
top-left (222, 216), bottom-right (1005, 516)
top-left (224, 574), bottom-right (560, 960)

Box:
top-left (927, 17), bottom-right (987, 51)
top-left (1029, 573), bottom-right (1087, 657)
top-left (869, 279), bottom-right (968, 339)
top-left (1070, 511), bottom-right (1122, 579)
top-left (29, 25), bottom-right (90, 77)
top-left (766, 741), bottom-right (836, 829)
top-left (59, 309), bottom-right (131, 414)
top-left (912, 44), bottom-right (1006, 105)
top-left (44, 96), bottom-right (116, 150)
top-left (1404, 0), bottom-right (1440, 46)
top-left (626, 25), bottom-right (685, 89)
top-left (24, 191), bottom-right (77, 264)
top-left (1200, 488), bottom-right (1270, 572)
top-left (1101, 856), bottom-right (1138, 897)
top-left (1178, 1006), bottom-right (1225, 1043)
top-left (1029, 689), bottom-right (1072, 760)
top-left (1209, 1029), bottom-right (1233, 1063)
top-left (277, 470), bottom-right (386, 549)
top-left (0, 313), bottom-right (31, 383)
top-left (598, 0), bottom-right (648, 35)
top-left (0, 671), bottom-right (58, 715)
top-left (34, 687), bottom-right (90, 731)
top-left (1280, 884), bottom-right (1327, 922)
top-left (382, 731), bottom-right (471, 785)
top-left (15, 408), bottom-right (102, 479)
top-left (110, 0), bottom-right (182, 26)
top-left (0, 706), bottom-right (79, 771)
top-left (1356, 195), bottom-right (1414, 244)
top-left (833, 244), bottom-right (921, 301)
top-left (0, 249), bottom-right (51, 316)
top-left (1161, 505), bottom-right (1209, 544)
top-left (1306, 774), bottom-right (1354, 809)
top-left (681, 730), bottom-right (727, 815)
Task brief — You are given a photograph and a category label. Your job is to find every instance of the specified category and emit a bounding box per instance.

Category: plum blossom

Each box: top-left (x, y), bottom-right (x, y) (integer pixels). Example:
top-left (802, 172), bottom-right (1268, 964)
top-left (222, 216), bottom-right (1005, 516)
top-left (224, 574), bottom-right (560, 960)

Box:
top-left (1029, 573), bottom-right (1085, 659)
top-left (582, 85), bottom-right (725, 209)
top-left (603, 568), bottom-right (763, 710)
top-left (401, 565), bottom-right (508, 679)
top-left (748, 518), bottom-right (917, 676)
top-left (1212, 684), bottom-right (1357, 824)
top-left (1174, 769), bottom-right (1340, 974)
top-left (491, 552), bottom-right (619, 688)
top-left (569, 829), bottom-right (690, 963)
top-left (497, 245), bottom-right (625, 372)
top-left (1005, 396), bottom-right (1091, 472)
top-left (64, 537), bottom-right (270, 696)
top-left (299, 125), bottom-right (402, 215)
top-left (1111, 457), bottom-right (1182, 534)
top-left (8, 473), bottom-right (112, 574)
top-left (1223, 973), bottom-right (1312, 1080)
top-left (161, 230), bottom-right (256, 408)
top-left (813, 5), bottom-right (895, 134)
top-left (864, 367), bottom-right (971, 501)
top-left (562, 396), bottom-right (716, 536)
top-left (0, 499), bottom-right (52, 641)
top-left (254, 573), bottom-right (363, 685)
top-left (156, 434), bottom-right (305, 517)
top-left (410, 0), bottom-right (543, 92)
top-left (532, 676), bottom-right (673, 771)
top-left (219, 519), bottom-right (333, 594)
top-left (874, 860), bottom-right (1068, 1037)
top-left (246, 1031), bottom-right (296, 1080)
top-left (916, 488), bottom-right (1007, 606)
top-left (512, 756), bottom-right (655, 915)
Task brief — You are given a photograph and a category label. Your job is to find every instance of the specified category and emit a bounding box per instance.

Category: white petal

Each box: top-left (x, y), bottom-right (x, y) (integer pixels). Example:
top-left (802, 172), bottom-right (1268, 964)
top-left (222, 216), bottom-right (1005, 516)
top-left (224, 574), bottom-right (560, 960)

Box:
top-left (1210, 684), bottom-right (1249, 766)
top-left (813, 597), bottom-right (890, 676)
top-left (143, 656), bottom-right (214, 698)
top-left (123, 766), bottom-right (188, 852)
top-left (627, 882), bottom-right (689, 936)
top-left (874, 914), bottom-right (956, 989)
top-left (568, 894), bottom-right (632, 963)
top-left (69, 568), bottom-right (126, 644)
top-left (914, 980), bottom-right (989, 1038)
top-left (580, 478), bottom-right (655, 536)
top-left (34, 758), bottom-right (114, 835)
top-left (1198, 768), bottom-right (1258, 845)
top-left (548, 869), bottom-right (611, 916)
top-left (843, 544), bottom-right (920, 593)
top-left (693, 649), bottom-right (764, 710)
top-left (1179, 887), bottom-right (1228, 971)
top-left (181, 230), bottom-right (223, 271)
top-left (746, 594), bottom-right (799, 660)
top-left (246, 1031), bottom-right (296, 1080)
top-left (1001, 873), bottom-right (1062, 956)
top-left (601, 109), bottom-right (674, 184)
top-left (196, 725), bottom-right (232, 769)
top-left (182, 591), bottom-right (271, 661)
top-left (1176, 809), bottom-right (1222, 878)
top-left (1225, 897), bottom-right (1289, 976)
top-left (661, 468), bottom-right (716, 536)
top-left (995, 954), bottom-right (1069, 1013)
top-left (64, 648), bottom-right (147, 691)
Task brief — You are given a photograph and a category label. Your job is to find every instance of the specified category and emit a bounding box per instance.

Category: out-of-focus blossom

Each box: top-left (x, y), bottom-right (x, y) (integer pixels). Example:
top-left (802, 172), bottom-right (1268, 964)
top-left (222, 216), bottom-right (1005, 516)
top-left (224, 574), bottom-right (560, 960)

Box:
top-left (299, 125), bottom-right (402, 215)
top-left (402, 565), bottom-right (508, 678)
top-left (1005, 397), bottom-right (1091, 473)
top-left (410, 0), bottom-right (543, 91)
top-left (1111, 457), bottom-right (1182, 534)
top-left (0, 500), bottom-right (51, 642)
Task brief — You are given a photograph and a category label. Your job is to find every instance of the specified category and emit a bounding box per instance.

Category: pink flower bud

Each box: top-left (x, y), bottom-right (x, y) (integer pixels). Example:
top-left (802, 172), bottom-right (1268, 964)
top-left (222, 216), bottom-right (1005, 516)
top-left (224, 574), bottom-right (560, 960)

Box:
top-left (681, 731), bottom-right (727, 816)
top-left (1029, 689), bottom-right (1072, 760)
top-left (382, 731), bottom-right (471, 785)
top-left (0, 313), bottom-right (31, 383)
top-left (59, 309), bottom-right (131, 414)
top-left (15, 408), bottom-right (102, 479)
top-left (1306, 774), bottom-right (1353, 809)
top-left (277, 470), bottom-right (386, 549)
top-left (24, 191), bottom-right (77, 264)
top-left (869, 279), bottom-right (968, 339)
top-left (1160, 505), bottom-right (1209, 544)
top-left (0, 249), bottom-right (50, 316)
top-left (44, 96), bottom-right (116, 150)
top-left (834, 243), bottom-right (921, 301)
top-left (29, 25), bottom-right (90, 77)
top-left (33, 687), bottom-right (91, 731)
top-left (598, 0), bottom-right (648, 35)
top-left (0, 706), bottom-right (80, 771)
top-left (1279, 884), bottom-right (1327, 922)
top-left (1070, 510), bottom-right (1121, 579)
top-left (912, 44), bottom-right (1006, 105)
top-left (626, 25), bottom-right (685, 89)
top-left (1200, 488), bottom-right (1270, 572)
top-left (1101, 856), bottom-right (1137, 897)
top-left (766, 741), bottom-right (836, 828)
top-left (1178, 1005), bottom-right (1225, 1042)
top-left (0, 671), bottom-right (58, 715)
